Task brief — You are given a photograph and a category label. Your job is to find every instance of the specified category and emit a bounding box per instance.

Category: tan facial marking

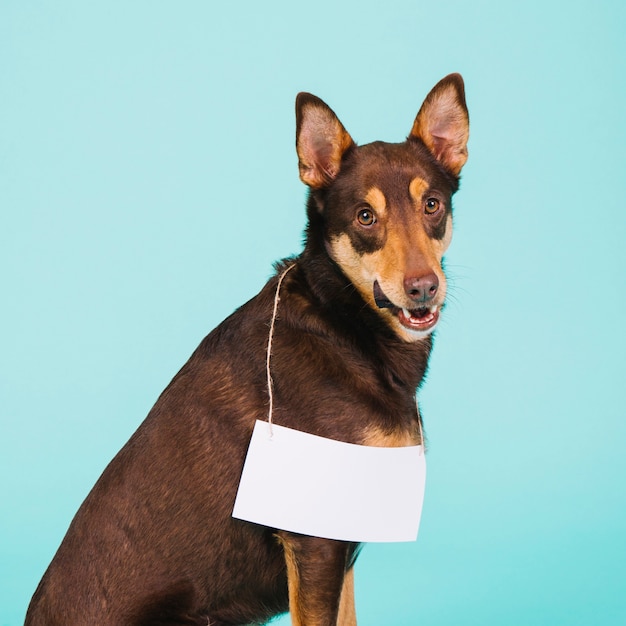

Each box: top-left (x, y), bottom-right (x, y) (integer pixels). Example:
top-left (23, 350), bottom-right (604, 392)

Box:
top-left (409, 176), bottom-right (429, 205)
top-left (436, 213), bottom-right (453, 257)
top-left (409, 175), bottom-right (454, 264)
top-left (364, 186), bottom-right (387, 218)
top-left (328, 234), bottom-right (391, 312)
top-left (408, 176), bottom-right (453, 259)
top-left (326, 186), bottom-right (387, 307)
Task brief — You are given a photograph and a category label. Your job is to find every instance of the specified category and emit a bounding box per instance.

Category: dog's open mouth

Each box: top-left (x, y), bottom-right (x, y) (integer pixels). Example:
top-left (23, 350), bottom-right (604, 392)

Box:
top-left (397, 305), bottom-right (439, 331)
top-left (373, 281), bottom-right (440, 333)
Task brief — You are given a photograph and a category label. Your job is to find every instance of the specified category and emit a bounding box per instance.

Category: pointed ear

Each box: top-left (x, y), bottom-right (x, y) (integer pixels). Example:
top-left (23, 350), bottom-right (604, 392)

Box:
top-left (410, 73), bottom-right (469, 176)
top-left (296, 93), bottom-right (355, 189)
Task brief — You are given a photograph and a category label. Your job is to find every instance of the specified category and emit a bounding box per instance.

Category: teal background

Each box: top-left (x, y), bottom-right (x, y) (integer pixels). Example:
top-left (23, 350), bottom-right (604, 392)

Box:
top-left (2, 1), bottom-right (625, 624)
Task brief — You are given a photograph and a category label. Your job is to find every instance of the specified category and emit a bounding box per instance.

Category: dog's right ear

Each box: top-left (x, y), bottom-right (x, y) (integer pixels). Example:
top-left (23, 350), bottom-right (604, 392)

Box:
top-left (296, 93), bottom-right (355, 189)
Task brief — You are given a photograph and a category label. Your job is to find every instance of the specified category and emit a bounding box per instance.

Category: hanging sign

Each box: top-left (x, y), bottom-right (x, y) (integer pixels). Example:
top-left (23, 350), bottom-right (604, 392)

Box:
top-left (233, 420), bottom-right (426, 542)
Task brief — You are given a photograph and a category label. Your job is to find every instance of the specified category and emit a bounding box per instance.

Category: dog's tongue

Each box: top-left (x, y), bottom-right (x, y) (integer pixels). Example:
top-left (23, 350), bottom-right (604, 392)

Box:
top-left (373, 281), bottom-right (395, 309)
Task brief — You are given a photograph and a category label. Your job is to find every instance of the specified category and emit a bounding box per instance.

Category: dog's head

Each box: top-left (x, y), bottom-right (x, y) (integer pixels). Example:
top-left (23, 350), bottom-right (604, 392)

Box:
top-left (296, 74), bottom-right (469, 342)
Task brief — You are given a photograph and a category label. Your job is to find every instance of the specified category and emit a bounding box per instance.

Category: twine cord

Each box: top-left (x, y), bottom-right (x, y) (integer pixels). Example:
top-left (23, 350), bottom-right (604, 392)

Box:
top-left (415, 399), bottom-right (425, 456)
top-left (265, 264), bottom-right (296, 437)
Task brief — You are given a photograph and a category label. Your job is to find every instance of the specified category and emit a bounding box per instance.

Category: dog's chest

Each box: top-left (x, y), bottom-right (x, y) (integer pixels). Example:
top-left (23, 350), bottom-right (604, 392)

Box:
top-left (360, 423), bottom-right (422, 448)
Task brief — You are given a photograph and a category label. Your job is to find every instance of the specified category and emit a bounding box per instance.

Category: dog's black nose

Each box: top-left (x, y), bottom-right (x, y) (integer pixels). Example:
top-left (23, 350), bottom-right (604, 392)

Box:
top-left (404, 273), bottom-right (439, 302)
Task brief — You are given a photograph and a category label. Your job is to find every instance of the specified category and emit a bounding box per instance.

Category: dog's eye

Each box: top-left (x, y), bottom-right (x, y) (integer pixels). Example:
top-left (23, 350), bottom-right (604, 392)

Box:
top-left (357, 207), bottom-right (376, 226)
top-left (424, 198), bottom-right (441, 215)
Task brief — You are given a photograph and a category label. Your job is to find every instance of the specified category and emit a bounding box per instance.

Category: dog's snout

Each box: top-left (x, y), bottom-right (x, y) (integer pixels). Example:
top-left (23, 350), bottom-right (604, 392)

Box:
top-left (404, 272), bottom-right (439, 303)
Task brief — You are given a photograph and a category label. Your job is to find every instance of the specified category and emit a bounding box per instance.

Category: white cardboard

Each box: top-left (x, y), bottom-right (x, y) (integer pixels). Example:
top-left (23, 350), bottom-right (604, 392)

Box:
top-left (232, 420), bottom-right (426, 542)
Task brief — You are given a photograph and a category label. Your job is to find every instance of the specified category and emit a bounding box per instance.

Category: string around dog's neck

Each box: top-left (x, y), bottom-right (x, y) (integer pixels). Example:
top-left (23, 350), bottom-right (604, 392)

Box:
top-left (266, 263), bottom-right (296, 437)
top-left (264, 262), bottom-right (425, 452)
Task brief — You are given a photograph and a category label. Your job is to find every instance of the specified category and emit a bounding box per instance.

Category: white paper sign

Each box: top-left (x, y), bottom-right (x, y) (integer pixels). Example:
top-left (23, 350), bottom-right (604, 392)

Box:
top-left (232, 420), bottom-right (426, 542)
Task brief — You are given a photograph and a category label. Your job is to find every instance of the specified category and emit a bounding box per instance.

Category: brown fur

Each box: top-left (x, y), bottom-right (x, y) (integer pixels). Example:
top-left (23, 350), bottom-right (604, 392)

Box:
top-left (25, 74), bottom-right (469, 625)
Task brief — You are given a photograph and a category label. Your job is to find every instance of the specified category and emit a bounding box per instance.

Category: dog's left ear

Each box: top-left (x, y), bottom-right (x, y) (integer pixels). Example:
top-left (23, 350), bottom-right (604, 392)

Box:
top-left (410, 73), bottom-right (469, 176)
top-left (296, 93), bottom-right (355, 189)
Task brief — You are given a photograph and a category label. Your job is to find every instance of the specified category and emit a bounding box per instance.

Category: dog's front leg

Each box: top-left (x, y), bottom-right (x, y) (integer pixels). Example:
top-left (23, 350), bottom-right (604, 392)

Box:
top-left (277, 532), bottom-right (356, 626)
top-left (337, 566), bottom-right (357, 626)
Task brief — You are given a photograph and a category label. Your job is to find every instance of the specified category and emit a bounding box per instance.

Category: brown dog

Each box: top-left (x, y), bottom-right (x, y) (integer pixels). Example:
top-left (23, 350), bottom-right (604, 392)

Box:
top-left (26, 74), bottom-right (469, 625)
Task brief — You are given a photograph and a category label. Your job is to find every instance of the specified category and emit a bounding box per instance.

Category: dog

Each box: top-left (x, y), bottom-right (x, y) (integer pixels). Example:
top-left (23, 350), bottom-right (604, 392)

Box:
top-left (26, 73), bottom-right (469, 626)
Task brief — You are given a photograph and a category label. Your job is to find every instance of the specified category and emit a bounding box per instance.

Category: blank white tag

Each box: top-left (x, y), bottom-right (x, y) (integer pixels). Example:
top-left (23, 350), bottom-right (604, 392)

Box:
top-left (232, 420), bottom-right (426, 542)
